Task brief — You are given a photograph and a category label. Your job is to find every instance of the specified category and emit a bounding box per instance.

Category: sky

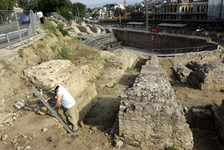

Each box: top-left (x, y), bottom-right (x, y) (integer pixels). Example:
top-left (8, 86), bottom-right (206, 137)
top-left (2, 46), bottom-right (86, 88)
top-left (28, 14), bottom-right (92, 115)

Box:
top-left (71, 0), bottom-right (142, 8)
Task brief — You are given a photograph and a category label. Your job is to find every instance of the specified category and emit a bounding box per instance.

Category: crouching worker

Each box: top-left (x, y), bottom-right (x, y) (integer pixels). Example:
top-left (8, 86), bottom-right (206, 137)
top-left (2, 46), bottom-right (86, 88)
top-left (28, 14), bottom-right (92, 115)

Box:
top-left (46, 84), bottom-right (79, 133)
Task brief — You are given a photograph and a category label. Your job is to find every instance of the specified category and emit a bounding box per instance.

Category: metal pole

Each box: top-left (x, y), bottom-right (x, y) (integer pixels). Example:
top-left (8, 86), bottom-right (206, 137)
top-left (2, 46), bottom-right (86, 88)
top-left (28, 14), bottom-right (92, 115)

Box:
top-left (15, 11), bottom-right (22, 42)
top-left (36, 0), bottom-right (39, 12)
top-left (6, 34), bottom-right (10, 43)
top-left (145, 0), bottom-right (149, 30)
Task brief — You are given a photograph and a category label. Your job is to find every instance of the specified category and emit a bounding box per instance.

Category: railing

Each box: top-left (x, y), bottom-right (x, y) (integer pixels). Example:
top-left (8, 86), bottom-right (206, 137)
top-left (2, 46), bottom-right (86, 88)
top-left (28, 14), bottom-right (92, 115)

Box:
top-left (0, 10), bottom-right (37, 49)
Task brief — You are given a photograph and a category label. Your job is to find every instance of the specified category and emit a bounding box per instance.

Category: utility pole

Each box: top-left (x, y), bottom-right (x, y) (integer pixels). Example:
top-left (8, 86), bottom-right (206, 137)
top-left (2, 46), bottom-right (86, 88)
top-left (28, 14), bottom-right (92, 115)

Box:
top-left (124, 0), bottom-right (127, 18)
top-left (36, 0), bottom-right (39, 12)
top-left (219, 0), bottom-right (223, 20)
top-left (145, 0), bottom-right (149, 30)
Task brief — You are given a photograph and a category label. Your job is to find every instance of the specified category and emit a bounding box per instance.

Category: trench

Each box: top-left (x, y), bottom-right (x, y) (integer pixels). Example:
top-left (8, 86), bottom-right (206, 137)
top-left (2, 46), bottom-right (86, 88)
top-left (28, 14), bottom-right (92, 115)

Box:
top-left (83, 59), bottom-right (146, 131)
top-left (81, 30), bottom-right (222, 149)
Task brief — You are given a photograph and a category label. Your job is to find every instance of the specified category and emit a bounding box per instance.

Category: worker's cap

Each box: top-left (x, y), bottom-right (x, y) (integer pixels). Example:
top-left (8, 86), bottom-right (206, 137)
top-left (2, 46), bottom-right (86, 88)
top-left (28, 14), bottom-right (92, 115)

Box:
top-left (49, 83), bottom-right (58, 91)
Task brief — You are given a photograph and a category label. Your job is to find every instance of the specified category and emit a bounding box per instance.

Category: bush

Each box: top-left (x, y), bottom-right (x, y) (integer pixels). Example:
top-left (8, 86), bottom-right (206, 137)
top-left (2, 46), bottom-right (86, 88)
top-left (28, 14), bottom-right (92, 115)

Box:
top-left (42, 21), bottom-right (58, 36)
top-left (57, 23), bottom-right (69, 36)
top-left (57, 8), bottom-right (74, 21)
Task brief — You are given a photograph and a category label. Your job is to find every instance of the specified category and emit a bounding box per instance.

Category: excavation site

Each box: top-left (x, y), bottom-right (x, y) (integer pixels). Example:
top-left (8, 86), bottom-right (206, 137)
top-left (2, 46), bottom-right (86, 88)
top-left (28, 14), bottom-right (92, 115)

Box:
top-left (0, 18), bottom-right (224, 150)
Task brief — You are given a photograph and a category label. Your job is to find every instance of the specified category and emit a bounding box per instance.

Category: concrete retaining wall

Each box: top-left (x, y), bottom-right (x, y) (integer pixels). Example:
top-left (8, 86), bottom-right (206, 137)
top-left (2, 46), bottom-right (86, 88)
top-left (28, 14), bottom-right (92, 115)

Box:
top-left (113, 29), bottom-right (217, 54)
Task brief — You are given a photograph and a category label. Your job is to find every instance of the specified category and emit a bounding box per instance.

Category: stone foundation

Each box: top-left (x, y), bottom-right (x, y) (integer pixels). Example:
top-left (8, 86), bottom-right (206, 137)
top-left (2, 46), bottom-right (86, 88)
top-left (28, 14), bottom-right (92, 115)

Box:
top-left (118, 56), bottom-right (193, 150)
top-left (187, 62), bottom-right (224, 90)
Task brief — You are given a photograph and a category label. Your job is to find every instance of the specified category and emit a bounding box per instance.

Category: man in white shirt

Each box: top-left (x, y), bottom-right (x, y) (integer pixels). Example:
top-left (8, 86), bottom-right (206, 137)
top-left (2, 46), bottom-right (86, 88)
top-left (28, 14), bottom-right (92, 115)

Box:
top-left (46, 84), bottom-right (78, 133)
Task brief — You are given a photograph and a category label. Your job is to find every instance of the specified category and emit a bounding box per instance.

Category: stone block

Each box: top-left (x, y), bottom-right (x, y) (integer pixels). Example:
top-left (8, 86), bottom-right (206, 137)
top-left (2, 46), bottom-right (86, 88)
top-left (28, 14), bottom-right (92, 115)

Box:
top-left (172, 60), bottom-right (192, 83)
top-left (14, 100), bottom-right (25, 109)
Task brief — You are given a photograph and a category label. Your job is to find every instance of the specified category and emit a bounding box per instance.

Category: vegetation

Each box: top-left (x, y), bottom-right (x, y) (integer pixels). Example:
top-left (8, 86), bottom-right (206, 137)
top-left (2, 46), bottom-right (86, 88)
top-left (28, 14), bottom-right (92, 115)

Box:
top-left (0, 0), bottom-right (18, 10)
top-left (126, 5), bottom-right (135, 13)
top-left (166, 145), bottom-right (178, 150)
top-left (72, 2), bottom-right (86, 18)
top-left (42, 21), bottom-right (58, 36)
top-left (57, 23), bottom-right (69, 36)
top-left (18, 0), bottom-right (86, 21)
top-left (18, 48), bottom-right (23, 58)
top-left (114, 8), bottom-right (124, 17)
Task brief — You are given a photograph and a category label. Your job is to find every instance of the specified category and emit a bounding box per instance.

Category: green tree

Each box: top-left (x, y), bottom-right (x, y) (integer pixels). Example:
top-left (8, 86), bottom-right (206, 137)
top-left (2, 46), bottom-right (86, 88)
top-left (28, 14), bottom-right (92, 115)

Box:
top-left (0, 0), bottom-right (18, 10)
top-left (126, 5), bottom-right (135, 13)
top-left (114, 8), bottom-right (124, 17)
top-left (57, 7), bottom-right (74, 21)
top-left (18, 0), bottom-right (29, 9)
top-left (92, 11), bottom-right (99, 18)
top-left (72, 2), bottom-right (86, 18)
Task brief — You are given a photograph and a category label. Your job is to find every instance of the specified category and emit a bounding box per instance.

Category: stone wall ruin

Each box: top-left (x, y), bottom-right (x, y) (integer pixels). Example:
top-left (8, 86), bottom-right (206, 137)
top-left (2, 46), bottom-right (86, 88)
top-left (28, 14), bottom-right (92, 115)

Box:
top-left (118, 55), bottom-right (193, 150)
top-left (172, 49), bottom-right (224, 91)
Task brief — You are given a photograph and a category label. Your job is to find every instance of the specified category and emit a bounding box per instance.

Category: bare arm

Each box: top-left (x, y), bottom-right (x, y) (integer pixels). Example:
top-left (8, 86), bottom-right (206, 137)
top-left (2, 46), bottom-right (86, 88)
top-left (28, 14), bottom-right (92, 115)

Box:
top-left (45, 93), bottom-right (56, 102)
top-left (53, 93), bottom-right (63, 109)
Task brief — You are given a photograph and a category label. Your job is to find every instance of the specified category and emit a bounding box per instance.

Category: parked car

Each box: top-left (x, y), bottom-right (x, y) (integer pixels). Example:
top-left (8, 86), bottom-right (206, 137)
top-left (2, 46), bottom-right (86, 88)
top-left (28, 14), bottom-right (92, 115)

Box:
top-left (21, 15), bottom-right (30, 24)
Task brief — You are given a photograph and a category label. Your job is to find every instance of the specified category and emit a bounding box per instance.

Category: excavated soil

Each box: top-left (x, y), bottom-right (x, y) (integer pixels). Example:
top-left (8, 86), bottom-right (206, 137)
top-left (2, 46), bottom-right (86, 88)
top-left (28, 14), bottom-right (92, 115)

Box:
top-left (159, 58), bottom-right (224, 150)
top-left (0, 60), bottom-right (142, 150)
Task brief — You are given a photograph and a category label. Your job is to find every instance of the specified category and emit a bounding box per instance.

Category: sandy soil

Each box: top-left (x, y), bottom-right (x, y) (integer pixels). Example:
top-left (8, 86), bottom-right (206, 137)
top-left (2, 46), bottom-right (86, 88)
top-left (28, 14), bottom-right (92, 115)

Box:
top-left (159, 58), bottom-right (224, 150)
top-left (0, 63), bottom-right (141, 150)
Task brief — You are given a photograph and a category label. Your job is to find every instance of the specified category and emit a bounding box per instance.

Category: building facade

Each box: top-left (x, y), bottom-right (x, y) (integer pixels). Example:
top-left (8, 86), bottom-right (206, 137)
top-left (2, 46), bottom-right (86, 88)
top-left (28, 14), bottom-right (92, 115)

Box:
top-left (207, 0), bottom-right (224, 20)
top-left (153, 2), bottom-right (208, 21)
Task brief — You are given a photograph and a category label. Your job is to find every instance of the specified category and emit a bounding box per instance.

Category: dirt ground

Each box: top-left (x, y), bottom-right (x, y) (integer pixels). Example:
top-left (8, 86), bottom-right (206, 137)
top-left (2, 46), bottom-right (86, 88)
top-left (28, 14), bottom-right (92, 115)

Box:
top-left (159, 58), bottom-right (224, 108)
top-left (0, 62), bottom-right (141, 150)
top-left (159, 58), bottom-right (224, 150)
top-left (1, 52), bottom-right (223, 150)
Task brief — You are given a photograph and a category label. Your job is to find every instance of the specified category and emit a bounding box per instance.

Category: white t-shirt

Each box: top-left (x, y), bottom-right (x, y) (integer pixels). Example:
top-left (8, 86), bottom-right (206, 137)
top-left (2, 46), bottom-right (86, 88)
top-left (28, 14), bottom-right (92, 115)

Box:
top-left (57, 85), bottom-right (75, 109)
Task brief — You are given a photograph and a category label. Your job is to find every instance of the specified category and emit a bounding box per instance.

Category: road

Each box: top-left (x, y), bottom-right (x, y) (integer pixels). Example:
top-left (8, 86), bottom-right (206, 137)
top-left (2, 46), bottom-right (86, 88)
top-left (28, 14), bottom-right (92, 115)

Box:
top-left (0, 21), bottom-right (29, 34)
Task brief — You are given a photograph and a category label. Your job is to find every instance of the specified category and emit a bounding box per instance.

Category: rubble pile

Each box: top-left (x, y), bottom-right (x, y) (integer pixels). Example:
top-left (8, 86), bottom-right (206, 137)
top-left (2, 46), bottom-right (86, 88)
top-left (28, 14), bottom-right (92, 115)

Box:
top-left (188, 62), bottom-right (224, 90)
top-left (118, 55), bottom-right (193, 149)
top-left (172, 60), bottom-right (192, 83)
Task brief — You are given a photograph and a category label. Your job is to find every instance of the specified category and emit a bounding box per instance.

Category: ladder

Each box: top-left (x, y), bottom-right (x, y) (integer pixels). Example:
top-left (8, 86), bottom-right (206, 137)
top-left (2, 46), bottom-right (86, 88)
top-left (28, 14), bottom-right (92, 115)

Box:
top-left (32, 85), bottom-right (75, 135)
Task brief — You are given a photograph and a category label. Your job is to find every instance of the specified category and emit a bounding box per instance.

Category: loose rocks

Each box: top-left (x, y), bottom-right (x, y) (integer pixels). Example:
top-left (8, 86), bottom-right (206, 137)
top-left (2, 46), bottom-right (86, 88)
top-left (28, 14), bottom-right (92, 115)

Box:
top-left (14, 100), bottom-right (25, 109)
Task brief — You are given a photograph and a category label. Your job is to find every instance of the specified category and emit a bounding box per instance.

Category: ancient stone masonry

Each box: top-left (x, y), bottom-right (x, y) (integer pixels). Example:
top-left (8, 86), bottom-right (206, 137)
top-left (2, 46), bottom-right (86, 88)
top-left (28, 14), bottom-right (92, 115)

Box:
top-left (174, 49), bottom-right (224, 65)
top-left (172, 60), bottom-right (192, 84)
top-left (24, 60), bottom-right (97, 121)
top-left (187, 62), bottom-right (224, 91)
top-left (212, 100), bottom-right (224, 143)
top-left (118, 55), bottom-right (193, 150)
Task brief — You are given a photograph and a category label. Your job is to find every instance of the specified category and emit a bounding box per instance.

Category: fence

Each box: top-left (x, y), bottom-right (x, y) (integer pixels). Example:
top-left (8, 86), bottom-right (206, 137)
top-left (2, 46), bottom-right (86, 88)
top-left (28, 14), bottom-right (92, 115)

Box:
top-left (0, 10), bottom-right (37, 49)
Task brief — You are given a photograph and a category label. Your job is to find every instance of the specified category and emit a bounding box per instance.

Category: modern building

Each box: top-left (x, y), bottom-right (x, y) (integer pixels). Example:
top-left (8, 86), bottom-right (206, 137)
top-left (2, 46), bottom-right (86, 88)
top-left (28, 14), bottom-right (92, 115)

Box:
top-left (207, 0), bottom-right (224, 20)
top-left (153, 2), bottom-right (208, 21)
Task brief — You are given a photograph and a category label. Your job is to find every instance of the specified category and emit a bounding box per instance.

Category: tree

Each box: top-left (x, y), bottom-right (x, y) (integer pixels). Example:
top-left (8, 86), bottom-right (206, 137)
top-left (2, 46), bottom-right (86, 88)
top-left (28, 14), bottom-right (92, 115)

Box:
top-left (57, 7), bottom-right (74, 21)
top-left (72, 2), bottom-right (86, 18)
top-left (126, 5), bottom-right (135, 13)
top-left (114, 8), bottom-right (124, 17)
top-left (92, 11), bottom-right (99, 18)
top-left (0, 0), bottom-right (18, 10)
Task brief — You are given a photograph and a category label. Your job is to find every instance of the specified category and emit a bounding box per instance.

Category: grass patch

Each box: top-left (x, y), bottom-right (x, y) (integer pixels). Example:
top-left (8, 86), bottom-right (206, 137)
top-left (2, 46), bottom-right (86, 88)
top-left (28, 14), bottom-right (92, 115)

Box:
top-left (57, 23), bottom-right (69, 36)
top-left (42, 21), bottom-right (58, 37)
top-left (37, 43), bottom-right (45, 50)
top-left (58, 45), bottom-right (70, 59)
top-left (159, 58), bottom-right (176, 81)
top-left (38, 58), bottom-right (44, 65)
top-left (18, 49), bottom-right (23, 58)
top-left (48, 18), bottom-right (58, 23)
top-left (51, 46), bottom-right (57, 52)
top-left (166, 145), bottom-right (178, 150)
